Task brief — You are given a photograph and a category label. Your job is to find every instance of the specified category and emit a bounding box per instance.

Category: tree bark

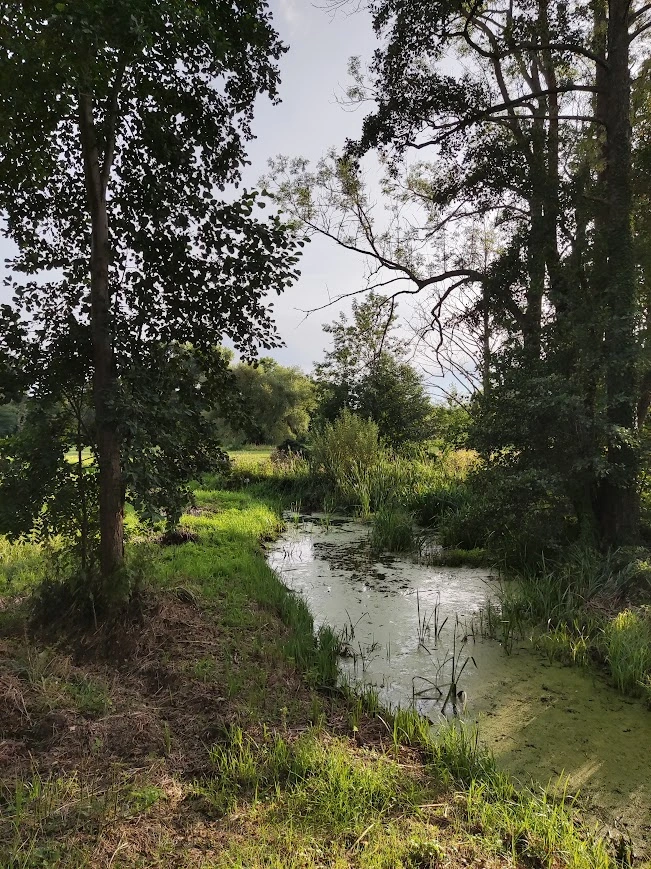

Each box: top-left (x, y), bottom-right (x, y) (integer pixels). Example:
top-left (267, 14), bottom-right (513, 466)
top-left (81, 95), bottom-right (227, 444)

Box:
top-left (597, 0), bottom-right (640, 545)
top-left (78, 87), bottom-right (124, 583)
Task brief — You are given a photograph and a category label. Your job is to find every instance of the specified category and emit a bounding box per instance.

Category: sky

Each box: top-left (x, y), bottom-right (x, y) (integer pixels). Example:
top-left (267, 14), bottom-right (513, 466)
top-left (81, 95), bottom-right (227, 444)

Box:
top-left (0, 3), bottom-right (389, 373)
top-left (242, 0), bottom-right (379, 370)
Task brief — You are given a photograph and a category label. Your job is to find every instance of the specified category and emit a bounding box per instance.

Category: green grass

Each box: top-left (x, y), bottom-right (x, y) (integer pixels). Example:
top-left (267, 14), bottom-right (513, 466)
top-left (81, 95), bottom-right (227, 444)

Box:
top-left (370, 504), bottom-right (414, 553)
top-left (150, 487), bottom-right (338, 685)
top-left (490, 548), bottom-right (651, 697)
top-left (229, 445), bottom-right (274, 464)
top-left (0, 536), bottom-right (49, 596)
top-left (425, 547), bottom-right (490, 568)
top-left (63, 447), bottom-right (93, 465)
top-left (604, 608), bottom-right (651, 695)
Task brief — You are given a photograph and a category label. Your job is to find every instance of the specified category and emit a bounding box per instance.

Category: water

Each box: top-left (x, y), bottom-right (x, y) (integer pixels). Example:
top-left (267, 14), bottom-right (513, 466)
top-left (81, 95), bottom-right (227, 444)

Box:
top-left (267, 514), bottom-right (502, 717)
top-left (267, 515), bottom-right (651, 854)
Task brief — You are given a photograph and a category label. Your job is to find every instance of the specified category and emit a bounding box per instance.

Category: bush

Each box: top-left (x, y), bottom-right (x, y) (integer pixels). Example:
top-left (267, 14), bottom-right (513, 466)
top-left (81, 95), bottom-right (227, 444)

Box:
top-left (412, 483), bottom-right (469, 527)
top-left (309, 411), bottom-right (382, 486)
top-left (436, 467), bottom-right (573, 566)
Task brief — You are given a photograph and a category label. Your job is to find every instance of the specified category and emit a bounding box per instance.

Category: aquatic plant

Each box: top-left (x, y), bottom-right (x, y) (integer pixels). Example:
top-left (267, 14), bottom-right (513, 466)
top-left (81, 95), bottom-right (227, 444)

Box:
top-left (604, 608), bottom-right (651, 695)
top-left (415, 590), bottom-right (447, 652)
top-left (370, 505), bottom-right (414, 553)
top-left (533, 620), bottom-right (593, 667)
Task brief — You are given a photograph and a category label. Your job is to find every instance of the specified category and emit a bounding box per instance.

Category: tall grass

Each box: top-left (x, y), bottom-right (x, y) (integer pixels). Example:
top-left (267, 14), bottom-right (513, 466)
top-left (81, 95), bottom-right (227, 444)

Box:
top-left (495, 548), bottom-right (651, 697)
top-left (0, 537), bottom-right (49, 595)
top-left (604, 608), bottom-right (651, 695)
top-left (499, 546), bottom-right (637, 628)
top-left (370, 505), bottom-right (414, 553)
top-left (309, 412), bottom-right (473, 518)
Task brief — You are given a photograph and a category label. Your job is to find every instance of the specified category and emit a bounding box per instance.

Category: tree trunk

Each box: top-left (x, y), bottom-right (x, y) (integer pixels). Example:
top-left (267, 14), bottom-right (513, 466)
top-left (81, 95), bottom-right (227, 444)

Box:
top-left (78, 88), bottom-right (124, 584)
top-left (597, 0), bottom-right (640, 545)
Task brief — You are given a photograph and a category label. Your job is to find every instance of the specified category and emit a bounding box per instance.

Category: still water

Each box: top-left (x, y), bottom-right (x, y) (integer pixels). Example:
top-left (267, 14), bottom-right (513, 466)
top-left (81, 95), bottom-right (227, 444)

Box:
top-left (266, 515), bottom-right (651, 854)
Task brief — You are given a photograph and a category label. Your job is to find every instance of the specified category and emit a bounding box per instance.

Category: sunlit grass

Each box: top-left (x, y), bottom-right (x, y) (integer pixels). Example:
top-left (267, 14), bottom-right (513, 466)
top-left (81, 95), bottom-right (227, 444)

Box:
top-left (604, 608), bottom-right (651, 695)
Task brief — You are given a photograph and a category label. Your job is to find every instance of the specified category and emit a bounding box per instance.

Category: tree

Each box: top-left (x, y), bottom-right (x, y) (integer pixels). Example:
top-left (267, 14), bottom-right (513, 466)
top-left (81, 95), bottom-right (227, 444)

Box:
top-left (0, 404), bottom-right (20, 437)
top-left (213, 358), bottom-right (316, 446)
top-left (0, 1), bottom-right (302, 597)
top-left (314, 293), bottom-right (434, 448)
top-left (270, 0), bottom-right (651, 547)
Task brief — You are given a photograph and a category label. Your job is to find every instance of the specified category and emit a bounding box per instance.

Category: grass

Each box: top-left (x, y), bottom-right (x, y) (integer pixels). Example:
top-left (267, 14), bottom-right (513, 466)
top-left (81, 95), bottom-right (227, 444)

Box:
top-left (604, 607), bottom-right (651, 695)
top-left (424, 547), bottom-right (491, 568)
top-left (0, 480), bottom-right (632, 867)
top-left (0, 536), bottom-right (49, 596)
top-left (489, 547), bottom-right (651, 699)
top-left (370, 504), bottom-right (414, 553)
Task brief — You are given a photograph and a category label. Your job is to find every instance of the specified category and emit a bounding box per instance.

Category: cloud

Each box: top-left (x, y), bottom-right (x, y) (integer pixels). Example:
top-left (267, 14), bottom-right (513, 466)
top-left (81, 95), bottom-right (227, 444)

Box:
top-left (276, 0), bottom-right (303, 30)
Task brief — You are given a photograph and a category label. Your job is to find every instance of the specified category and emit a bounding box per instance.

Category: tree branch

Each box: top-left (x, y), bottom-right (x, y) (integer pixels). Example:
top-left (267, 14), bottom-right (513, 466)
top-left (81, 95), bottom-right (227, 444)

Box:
top-left (101, 52), bottom-right (128, 195)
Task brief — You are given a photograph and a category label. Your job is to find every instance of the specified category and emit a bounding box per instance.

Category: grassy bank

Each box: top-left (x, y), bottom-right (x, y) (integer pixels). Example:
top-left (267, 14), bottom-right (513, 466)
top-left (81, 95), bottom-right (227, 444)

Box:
top-left (223, 446), bottom-right (650, 704)
top-left (494, 550), bottom-right (651, 704)
top-left (0, 484), bottom-right (628, 867)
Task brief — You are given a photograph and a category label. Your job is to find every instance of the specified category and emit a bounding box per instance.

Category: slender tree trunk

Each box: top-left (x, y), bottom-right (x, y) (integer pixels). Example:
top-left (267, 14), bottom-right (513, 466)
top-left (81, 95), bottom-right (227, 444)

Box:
top-left (523, 124), bottom-right (547, 359)
top-left (597, 0), bottom-right (640, 545)
top-left (482, 281), bottom-right (491, 397)
top-left (78, 88), bottom-right (124, 583)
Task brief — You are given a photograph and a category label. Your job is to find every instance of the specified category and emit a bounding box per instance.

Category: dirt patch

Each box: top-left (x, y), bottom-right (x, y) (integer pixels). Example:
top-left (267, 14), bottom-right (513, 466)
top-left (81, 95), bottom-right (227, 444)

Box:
top-left (0, 590), bottom-right (326, 783)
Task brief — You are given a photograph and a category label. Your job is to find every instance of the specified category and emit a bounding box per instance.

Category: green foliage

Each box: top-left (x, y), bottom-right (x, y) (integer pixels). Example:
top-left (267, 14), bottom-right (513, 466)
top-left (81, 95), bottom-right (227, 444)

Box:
top-left (0, 404), bottom-right (20, 437)
top-left (533, 622), bottom-right (592, 668)
top-left (0, 537), bottom-right (47, 597)
top-left (412, 482), bottom-right (470, 527)
top-left (120, 344), bottom-right (235, 529)
top-left (309, 410), bottom-right (382, 514)
top-left (436, 466), bottom-right (572, 566)
top-left (0, 346), bottom-right (235, 609)
top-left (64, 676), bottom-right (112, 717)
top-left (205, 725), bottom-right (419, 828)
top-left (604, 608), bottom-right (651, 695)
top-left (0, 395), bottom-right (100, 575)
top-left (314, 293), bottom-right (434, 448)
top-left (0, 0), bottom-right (303, 600)
top-left (499, 547), bottom-right (638, 628)
top-left (214, 358), bottom-right (316, 446)
top-left (370, 505), bottom-right (414, 553)
top-left (429, 399), bottom-right (471, 451)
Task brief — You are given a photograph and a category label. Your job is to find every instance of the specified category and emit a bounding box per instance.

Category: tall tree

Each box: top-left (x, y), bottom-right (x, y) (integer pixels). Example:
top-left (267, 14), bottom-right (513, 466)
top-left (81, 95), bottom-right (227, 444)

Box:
top-left (0, 1), bottom-right (301, 593)
top-left (314, 293), bottom-right (434, 447)
top-left (213, 358), bottom-right (316, 445)
top-left (271, 0), bottom-right (651, 546)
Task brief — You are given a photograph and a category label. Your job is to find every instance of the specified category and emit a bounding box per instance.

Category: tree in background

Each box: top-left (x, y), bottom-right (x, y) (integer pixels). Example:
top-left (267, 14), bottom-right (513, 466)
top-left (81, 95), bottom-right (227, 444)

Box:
top-left (314, 293), bottom-right (434, 448)
top-left (0, 0), bottom-right (301, 604)
top-left (213, 358), bottom-right (316, 446)
top-left (0, 404), bottom-right (20, 438)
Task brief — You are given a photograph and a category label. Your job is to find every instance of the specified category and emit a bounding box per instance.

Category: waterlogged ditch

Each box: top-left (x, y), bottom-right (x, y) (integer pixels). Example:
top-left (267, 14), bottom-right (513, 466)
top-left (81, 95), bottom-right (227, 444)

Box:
top-left (267, 514), bottom-right (651, 857)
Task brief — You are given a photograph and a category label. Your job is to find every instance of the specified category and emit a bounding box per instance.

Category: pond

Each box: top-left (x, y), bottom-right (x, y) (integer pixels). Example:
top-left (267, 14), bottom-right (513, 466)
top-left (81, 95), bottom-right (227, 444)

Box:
top-left (267, 515), bottom-right (651, 857)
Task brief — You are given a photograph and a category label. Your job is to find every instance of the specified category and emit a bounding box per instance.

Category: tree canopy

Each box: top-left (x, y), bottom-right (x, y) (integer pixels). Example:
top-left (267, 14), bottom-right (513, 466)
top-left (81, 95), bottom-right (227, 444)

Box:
top-left (0, 0), bottom-right (302, 600)
top-left (213, 358), bottom-right (316, 446)
top-left (314, 293), bottom-right (434, 448)
top-left (270, 0), bottom-right (651, 547)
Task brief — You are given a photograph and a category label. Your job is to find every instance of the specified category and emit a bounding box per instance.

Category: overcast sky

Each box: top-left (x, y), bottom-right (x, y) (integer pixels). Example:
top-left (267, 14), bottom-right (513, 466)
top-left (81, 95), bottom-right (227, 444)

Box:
top-left (243, 0), bottom-right (379, 370)
top-left (0, 2), bottom-right (384, 373)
